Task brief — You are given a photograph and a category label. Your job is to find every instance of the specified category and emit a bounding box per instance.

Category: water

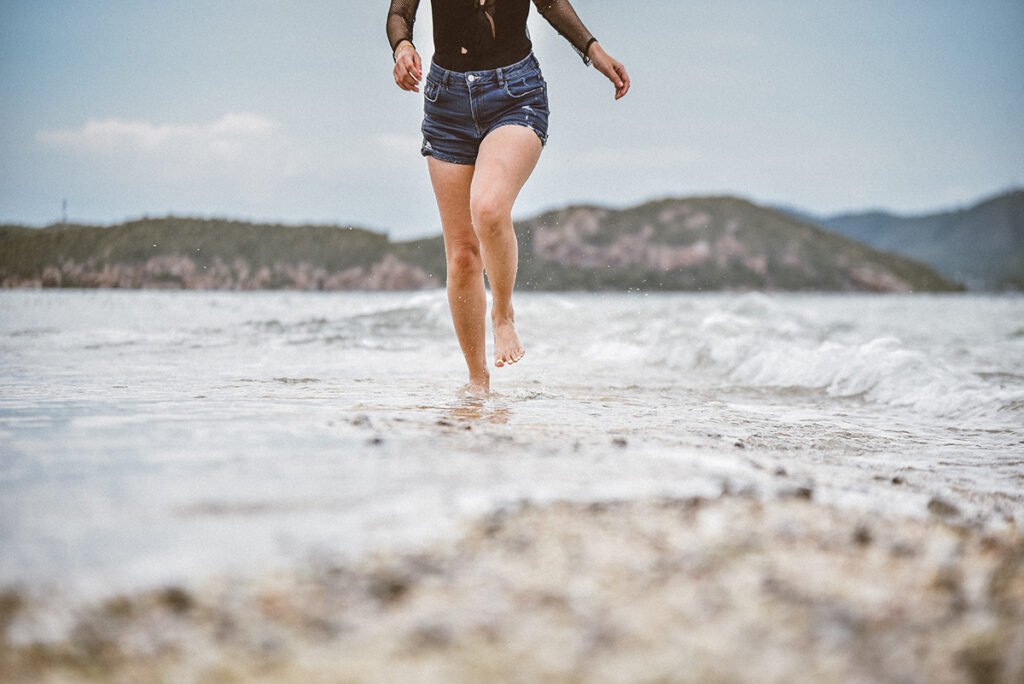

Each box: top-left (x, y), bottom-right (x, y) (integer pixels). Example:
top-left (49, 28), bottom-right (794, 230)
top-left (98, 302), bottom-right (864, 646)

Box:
top-left (1, 290), bottom-right (1022, 600)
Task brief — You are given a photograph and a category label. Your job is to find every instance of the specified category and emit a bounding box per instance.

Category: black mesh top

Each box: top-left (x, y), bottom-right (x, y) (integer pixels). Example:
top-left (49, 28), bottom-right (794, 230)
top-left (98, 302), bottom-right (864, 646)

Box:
top-left (387, 0), bottom-right (597, 71)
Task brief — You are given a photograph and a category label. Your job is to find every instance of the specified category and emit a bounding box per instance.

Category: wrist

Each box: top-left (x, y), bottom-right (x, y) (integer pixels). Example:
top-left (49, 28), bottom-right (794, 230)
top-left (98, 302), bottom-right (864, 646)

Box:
top-left (393, 41), bottom-right (414, 62)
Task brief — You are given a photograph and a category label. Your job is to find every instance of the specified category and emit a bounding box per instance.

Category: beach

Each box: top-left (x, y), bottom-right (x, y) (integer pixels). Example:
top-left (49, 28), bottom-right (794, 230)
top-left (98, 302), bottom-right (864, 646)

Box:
top-left (3, 495), bottom-right (1023, 682)
top-left (1, 290), bottom-right (1023, 681)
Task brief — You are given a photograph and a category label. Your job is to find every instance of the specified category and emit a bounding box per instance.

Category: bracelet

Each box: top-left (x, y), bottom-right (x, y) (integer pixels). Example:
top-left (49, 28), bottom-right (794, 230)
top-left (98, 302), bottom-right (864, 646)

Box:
top-left (393, 41), bottom-right (415, 62)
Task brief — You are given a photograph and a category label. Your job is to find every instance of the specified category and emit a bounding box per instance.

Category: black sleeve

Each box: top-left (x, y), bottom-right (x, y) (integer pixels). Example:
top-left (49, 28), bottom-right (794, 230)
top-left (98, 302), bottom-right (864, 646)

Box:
top-left (532, 0), bottom-right (598, 64)
top-left (387, 0), bottom-right (420, 54)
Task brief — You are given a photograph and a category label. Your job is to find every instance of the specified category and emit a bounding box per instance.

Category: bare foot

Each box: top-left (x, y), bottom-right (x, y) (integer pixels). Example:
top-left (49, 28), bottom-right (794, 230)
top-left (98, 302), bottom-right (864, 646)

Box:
top-left (465, 371), bottom-right (490, 396)
top-left (493, 314), bottom-right (525, 368)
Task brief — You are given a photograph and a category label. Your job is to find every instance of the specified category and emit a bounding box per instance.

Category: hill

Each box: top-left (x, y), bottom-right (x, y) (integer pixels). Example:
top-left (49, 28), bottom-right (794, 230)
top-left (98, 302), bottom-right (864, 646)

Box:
top-left (507, 196), bottom-right (958, 292)
top-left (0, 217), bottom-right (438, 290)
top-left (810, 189), bottom-right (1024, 290)
top-left (0, 197), bottom-right (962, 292)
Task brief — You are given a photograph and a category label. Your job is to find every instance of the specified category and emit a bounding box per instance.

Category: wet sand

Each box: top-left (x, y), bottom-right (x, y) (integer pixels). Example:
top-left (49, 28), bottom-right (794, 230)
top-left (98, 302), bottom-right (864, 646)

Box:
top-left (3, 492), bottom-right (1022, 684)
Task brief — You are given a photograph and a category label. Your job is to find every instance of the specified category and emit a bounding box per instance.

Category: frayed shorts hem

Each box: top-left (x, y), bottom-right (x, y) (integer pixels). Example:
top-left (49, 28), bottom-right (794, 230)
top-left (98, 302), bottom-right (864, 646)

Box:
top-left (421, 147), bottom-right (476, 165)
top-left (421, 122), bottom-right (546, 165)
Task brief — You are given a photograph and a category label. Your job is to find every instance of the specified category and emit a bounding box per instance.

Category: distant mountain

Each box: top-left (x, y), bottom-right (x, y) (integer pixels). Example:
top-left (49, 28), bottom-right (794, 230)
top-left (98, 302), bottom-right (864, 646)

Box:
top-left (0, 197), bottom-right (962, 292)
top-left (508, 196), bottom-right (959, 292)
top-left (795, 190), bottom-right (1024, 290)
top-left (0, 218), bottom-right (439, 290)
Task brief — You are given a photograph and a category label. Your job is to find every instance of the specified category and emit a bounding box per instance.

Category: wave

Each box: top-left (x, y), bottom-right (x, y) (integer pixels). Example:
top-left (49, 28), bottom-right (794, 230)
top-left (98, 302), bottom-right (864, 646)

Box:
top-left (684, 300), bottom-right (1024, 425)
top-left (242, 292), bottom-right (451, 349)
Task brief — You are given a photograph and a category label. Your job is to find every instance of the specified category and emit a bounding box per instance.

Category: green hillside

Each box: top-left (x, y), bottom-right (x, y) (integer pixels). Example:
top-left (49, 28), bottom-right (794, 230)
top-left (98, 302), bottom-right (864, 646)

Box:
top-left (1, 198), bottom-right (962, 292)
top-left (1, 217), bottom-right (386, 276)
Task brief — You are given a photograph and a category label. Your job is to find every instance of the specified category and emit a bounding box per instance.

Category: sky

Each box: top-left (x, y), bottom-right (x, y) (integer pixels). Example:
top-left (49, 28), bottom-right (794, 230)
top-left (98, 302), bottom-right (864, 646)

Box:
top-left (1, 1), bottom-right (1022, 239)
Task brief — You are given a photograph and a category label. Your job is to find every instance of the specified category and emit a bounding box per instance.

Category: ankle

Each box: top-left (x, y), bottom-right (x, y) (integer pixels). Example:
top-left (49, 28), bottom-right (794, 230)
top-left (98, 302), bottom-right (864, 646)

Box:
top-left (491, 306), bottom-right (515, 324)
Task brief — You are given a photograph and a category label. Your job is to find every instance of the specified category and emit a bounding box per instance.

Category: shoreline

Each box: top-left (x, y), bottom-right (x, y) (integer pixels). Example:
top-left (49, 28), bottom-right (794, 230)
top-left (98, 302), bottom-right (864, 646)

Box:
top-left (3, 492), bottom-right (1022, 683)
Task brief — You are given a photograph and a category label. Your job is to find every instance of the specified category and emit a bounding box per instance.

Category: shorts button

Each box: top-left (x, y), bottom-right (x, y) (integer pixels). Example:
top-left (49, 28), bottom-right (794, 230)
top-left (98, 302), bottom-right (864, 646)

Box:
top-left (467, 74), bottom-right (477, 82)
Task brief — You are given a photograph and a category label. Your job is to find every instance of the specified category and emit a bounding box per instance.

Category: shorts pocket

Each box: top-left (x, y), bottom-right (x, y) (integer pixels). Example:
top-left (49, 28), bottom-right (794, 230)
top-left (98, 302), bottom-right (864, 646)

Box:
top-left (503, 73), bottom-right (544, 98)
top-left (423, 78), bottom-right (442, 103)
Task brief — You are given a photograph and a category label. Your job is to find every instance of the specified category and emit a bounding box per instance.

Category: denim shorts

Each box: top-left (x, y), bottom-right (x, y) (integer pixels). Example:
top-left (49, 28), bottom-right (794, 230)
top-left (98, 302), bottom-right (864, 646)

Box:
top-left (421, 52), bottom-right (549, 165)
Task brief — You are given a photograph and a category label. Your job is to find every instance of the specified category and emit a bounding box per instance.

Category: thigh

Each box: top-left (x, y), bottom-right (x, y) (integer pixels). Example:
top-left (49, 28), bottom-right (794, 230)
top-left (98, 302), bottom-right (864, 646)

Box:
top-left (427, 156), bottom-right (479, 257)
top-left (471, 125), bottom-right (543, 212)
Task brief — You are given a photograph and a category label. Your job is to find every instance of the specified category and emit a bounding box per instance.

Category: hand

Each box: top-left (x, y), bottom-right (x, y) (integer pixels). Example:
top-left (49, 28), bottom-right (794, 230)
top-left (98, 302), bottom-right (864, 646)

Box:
top-left (588, 42), bottom-right (630, 100)
top-left (393, 42), bottom-right (422, 92)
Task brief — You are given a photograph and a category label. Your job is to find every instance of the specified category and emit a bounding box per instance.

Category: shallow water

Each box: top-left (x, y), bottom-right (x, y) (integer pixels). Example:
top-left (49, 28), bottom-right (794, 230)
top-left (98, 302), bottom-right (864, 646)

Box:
top-left (1, 290), bottom-right (1022, 599)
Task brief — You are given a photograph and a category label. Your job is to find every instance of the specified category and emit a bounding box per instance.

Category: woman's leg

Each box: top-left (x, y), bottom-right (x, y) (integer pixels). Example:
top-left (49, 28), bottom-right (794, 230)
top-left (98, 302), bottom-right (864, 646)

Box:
top-left (427, 157), bottom-right (490, 392)
top-left (470, 125), bottom-right (543, 367)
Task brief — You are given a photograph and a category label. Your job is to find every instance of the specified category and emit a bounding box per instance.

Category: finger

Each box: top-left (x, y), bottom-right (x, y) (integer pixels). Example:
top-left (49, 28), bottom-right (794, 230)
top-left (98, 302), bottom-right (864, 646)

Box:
top-left (614, 65), bottom-right (630, 99)
top-left (604, 63), bottom-right (623, 89)
top-left (396, 63), bottom-right (416, 90)
top-left (614, 63), bottom-right (628, 86)
top-left (400, 56), bottom-right (421, 83)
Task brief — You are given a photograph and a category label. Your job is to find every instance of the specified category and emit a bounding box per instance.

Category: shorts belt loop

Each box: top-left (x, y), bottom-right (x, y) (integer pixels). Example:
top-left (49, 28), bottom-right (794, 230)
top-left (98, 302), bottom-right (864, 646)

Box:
top-left (497, 65), bottom-right (506, 88)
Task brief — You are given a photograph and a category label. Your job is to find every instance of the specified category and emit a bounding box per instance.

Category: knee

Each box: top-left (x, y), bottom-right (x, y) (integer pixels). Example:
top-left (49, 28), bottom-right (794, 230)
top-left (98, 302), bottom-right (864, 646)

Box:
top-left (446, 243), bottom-right (482, 282)
top-left (469, 191), bottom-right (509, 237)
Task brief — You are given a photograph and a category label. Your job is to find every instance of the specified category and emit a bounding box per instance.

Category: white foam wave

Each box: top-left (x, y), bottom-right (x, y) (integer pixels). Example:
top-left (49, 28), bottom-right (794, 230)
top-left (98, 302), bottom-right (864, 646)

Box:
top-left (702, 328), bottom-right (1022, 424)
top-left (688, 303), bottom-right (1024, 421)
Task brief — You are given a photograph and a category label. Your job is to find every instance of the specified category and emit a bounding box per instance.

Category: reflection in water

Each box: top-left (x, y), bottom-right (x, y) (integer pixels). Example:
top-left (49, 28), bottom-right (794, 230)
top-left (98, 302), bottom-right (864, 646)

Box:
top-left (414, 393), bottom-right (513, 426)
top-left (446, 394), bottom-right (511, 425)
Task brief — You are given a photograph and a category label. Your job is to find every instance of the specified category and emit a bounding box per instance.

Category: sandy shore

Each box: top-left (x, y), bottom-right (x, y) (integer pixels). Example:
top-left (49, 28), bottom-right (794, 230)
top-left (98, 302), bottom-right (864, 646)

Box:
top-left (2, 492), bottom-right (1022, 683)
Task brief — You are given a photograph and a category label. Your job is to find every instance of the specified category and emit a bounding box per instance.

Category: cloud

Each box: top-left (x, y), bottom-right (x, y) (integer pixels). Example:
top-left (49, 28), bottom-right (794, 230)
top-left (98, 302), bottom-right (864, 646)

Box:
top-left (34, 113), bottom-right (322, 207)
top-left (37, 112), bottom-right (277, 159)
